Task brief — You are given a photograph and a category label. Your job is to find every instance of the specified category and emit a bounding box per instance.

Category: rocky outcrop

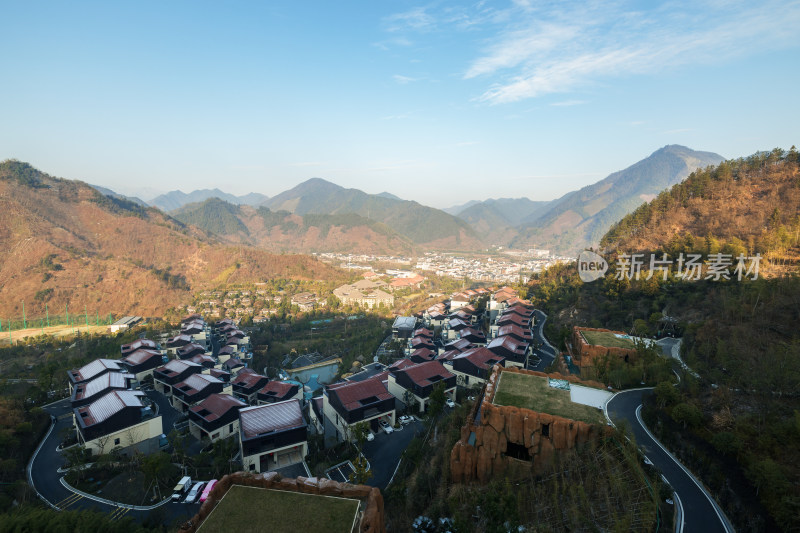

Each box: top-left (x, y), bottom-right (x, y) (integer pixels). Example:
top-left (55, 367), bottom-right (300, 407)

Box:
top-left (572, 327), bottom-right (637, 370)
top-left (179, 472), bottom-right (385, 533)
top-left (450, 366), bottom-right (610, 484)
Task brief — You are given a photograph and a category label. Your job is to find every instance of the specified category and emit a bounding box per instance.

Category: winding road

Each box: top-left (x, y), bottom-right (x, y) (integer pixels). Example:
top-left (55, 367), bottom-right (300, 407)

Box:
top-left (606, 390), bottom-right (734, 533)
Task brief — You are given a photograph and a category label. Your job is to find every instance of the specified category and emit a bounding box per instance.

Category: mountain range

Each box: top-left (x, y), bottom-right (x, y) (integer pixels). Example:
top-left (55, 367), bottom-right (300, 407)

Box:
top-left (0, 160), bottom-right (341, 318)
top-left (88, 145), bottom-right (724, 255)
top-left (148, 189), bottom-right (270, 211)
top-left (172, 198), bottom-right (416, 255)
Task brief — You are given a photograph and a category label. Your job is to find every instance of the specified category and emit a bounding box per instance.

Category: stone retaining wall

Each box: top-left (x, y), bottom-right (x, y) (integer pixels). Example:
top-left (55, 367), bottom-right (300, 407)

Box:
top-left (450, 366), bottom-right (609, 483)
top-left (572, 327), bottom-right (637, 370)
top-left (179, 472), bottom-right (385, 533)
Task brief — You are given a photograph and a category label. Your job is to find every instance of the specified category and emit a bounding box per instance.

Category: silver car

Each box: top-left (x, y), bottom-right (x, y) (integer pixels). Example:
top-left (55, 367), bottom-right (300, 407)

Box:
top-left (185, 482), bottom-right (205, 504)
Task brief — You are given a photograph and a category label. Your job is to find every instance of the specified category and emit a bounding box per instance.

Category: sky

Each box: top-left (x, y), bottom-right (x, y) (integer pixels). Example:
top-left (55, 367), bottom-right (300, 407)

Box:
top-left (2, 0), bottom-right (799, 208)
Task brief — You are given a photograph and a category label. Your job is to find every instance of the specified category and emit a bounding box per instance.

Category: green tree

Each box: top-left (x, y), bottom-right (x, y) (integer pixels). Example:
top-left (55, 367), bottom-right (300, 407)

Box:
top-left (427, 382), bottom-right (447, 419)
top-left (654, 381), bottom-right (680, 408)
top-left (349, 454), bottom-right (372, 485)
top-left (671, 402), bottom-right (702, 429)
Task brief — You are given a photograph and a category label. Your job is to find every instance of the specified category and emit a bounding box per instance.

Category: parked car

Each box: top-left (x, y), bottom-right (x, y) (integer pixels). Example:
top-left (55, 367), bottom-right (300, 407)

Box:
top-left (185, 482), bottom-right (205, 504)
top-left (445, 398), bottom-right (455, 408)
top-left (379, 419), bottom-right (394, 434)
top-left (398, 415), bottom-right (413, 425)
top-left (467, 395), bottom-right (477, 402)
top-left (366, 431), bottom-right (375, 442)
top-left (199, 479), bottom-right (217, 503)
top-left (172, 476), bottom-right (192, 502)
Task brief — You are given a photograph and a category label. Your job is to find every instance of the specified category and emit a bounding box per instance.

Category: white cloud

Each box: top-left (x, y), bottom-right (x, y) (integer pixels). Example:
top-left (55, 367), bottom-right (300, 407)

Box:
top-left (454, 0), bottom-right (800, 104)
top-left (385, 7), bottom-right (435, 32)
top-left (393, 74), bottom-right (419, 84)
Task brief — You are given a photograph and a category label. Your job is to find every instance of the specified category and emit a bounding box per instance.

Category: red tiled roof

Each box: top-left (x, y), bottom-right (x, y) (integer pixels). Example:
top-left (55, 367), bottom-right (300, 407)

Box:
top-left (189, 354), bottom-right (215, 366)
top-left (453, 347), bottom-right (505, 369)
top-left (190, 393), bottom-right (245, 422)
top-left (497, 324), bottom-right (532, 340)
top-left (397, 361), bottom-right (454, 388)
top-left (232, 372), bottom-right (268, 388)
top-left (488, 336), bottom-right (527, 356)
top-left (258, 380), bottom-right (297, 398)
top-left (388, 358), bottom-right (416, 371)
top-left (410, 348), bottom-right (436, 361)
top-left (327, 378), bottom-right (393, 411)
top-left (121, 349), bottom-right (162, 366)
top-left (175, 374), bottom-right (222, 395)
top-left (413, 327), bottom-right (433, 338)
top-left (444, 338), bottom-right (472, 352)
top-left (437, 349), bottom-right (462, 361)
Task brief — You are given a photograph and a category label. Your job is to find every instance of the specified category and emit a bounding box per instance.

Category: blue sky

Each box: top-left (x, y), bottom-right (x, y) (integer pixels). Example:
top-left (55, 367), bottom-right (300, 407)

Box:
top-left (2, 0), bottom-right (798, 208)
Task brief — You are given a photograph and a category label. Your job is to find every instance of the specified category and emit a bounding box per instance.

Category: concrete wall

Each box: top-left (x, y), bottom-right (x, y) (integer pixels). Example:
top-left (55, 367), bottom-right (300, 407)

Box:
top-left (82, 416), bottom-right (163, 456)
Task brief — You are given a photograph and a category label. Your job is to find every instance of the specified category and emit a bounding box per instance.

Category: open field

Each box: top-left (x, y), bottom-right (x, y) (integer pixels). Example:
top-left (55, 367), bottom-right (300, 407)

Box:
top-left (197, 485), bottom-right (360, 533)
top-left (492, 372), bottom-right (605, 425)
top-left (580, 330), bottom-right (635, 349)
top-left (1, 324), bottom-right (110, 344)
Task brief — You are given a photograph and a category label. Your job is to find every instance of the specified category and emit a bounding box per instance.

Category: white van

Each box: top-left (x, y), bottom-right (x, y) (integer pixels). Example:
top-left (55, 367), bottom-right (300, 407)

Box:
top-left (172, 476), bottom-right (192, 502)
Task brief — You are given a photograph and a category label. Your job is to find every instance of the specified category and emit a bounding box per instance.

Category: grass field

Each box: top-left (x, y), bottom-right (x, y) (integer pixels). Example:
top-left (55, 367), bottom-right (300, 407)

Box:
top-left (0, 324), bottom-right (109, 344)
top-left (580, 330), bottom-right (635, 349)
top-left (492, 372), bottom-right (605, 425)
top-left (197, 485), bottom-right (360, 533)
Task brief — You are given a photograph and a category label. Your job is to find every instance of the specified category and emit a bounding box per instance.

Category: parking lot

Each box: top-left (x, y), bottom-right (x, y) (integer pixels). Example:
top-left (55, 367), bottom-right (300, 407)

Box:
top-left (324, 461), bottom-right (357, 483)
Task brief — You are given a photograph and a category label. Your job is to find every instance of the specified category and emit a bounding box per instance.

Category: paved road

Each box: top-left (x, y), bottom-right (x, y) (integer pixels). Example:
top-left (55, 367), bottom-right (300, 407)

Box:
top-left (30, 400), bottom-right (199, 527)
top-left (607, 389), bottom-right (734, 533)
top-left (362, 418), bottom-right (425, 490)
top-left (527, 309), bottom-right (556, 371)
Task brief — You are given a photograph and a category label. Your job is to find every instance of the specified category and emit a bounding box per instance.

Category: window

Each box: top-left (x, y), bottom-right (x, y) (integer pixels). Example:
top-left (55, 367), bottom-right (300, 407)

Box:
top-left (541, 424), bottom-right (550, 438)
top-left (229, 423), bottom-right (233, 433)
top-left (114, 438), bottom-right (120, 445)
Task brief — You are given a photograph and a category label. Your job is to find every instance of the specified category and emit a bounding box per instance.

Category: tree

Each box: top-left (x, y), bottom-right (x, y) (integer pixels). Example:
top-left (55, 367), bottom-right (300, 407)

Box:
top-left (671, 402), bottom-right (702, 429)
top-left (349, 454), bottom-right (372, 485)
top-left (427, 382), bottom-right (447, 419)
top-left (351, 421), bottom-right (370, 452)
top-left (654, 381), bottom-right (680, 408)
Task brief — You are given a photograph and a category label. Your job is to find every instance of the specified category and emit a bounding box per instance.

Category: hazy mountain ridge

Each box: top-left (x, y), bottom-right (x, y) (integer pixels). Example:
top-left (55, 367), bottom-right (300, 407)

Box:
top-left (0, 160), bottom-right (341, 318)
top-left (149, 188), bottom-right (269, 211)
top-left (512, 145), bottom-right (725, 254)
top-left (172, 198), bottom-right (415, 255)
top-left (90, 184), bottom-right (149, 207)
top-left (264, 178), bottom-right (482, 249)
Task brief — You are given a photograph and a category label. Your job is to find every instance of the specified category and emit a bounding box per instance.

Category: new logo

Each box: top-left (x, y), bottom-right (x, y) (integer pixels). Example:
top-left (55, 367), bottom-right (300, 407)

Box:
top-left (577, 250), bottom-right (608, 282)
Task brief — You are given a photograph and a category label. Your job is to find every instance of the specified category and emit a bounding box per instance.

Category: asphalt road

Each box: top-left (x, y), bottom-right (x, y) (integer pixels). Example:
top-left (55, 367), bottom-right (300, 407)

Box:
top-left (30, 399), bottom-right (199, 527)
top-left (606, 389), bottom-right (733, 533)
top-left (362, 418), bottom-right (425, 490)
top-left (527, 309), bottom-right (556, 371)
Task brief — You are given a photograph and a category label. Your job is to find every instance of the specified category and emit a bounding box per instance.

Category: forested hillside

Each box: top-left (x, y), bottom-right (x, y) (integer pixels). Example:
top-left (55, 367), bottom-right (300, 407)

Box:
top-left (525, 148), bottom-right (800, 532)
top-left (602, 147), bottom-right (800, 273)
top-left (0, 160), bottom-right (343, 318)
top-left (173, 198), bottom-right (415, 255)
top-left (265, 178), bottom-right (483, 249)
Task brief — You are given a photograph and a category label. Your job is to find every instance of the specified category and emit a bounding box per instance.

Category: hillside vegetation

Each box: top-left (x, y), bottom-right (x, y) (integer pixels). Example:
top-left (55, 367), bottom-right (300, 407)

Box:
top-left (526, 148), bottom-right (800, 532)
top-left (265, 178), bottom-right (483, 249)
top-left (0, 160), bottom-right (343, 319)
top-left (172, 198), bottom-right (415, 255)
top-left (602, 147), bottom-right (800, 272)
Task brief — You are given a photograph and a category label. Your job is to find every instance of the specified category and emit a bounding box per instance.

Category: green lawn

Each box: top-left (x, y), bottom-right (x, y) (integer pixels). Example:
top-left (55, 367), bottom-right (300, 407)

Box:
top-left (492, 372), bottom-right (605, 425)
top-left (580, 330), bottom-right (636, 349)
top-left (198, 485), bottom-right (360, 533)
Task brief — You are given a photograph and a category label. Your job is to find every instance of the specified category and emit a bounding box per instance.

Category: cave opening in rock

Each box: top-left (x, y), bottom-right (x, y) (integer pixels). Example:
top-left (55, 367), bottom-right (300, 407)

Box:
top-left (505, 441), bottom-right (531, 461)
